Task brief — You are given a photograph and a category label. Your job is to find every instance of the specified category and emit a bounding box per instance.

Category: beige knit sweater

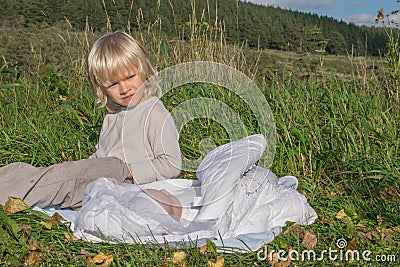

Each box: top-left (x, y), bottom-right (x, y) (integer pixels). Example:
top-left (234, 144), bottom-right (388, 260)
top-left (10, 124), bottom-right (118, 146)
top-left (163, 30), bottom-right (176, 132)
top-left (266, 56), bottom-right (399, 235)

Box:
top-left (91, 97), bottom-right (182, 184)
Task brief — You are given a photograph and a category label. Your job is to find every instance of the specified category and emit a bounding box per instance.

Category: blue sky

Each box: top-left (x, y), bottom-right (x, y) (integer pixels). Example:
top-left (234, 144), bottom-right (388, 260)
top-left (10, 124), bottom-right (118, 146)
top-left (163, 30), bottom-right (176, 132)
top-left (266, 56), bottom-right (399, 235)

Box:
top-left (244, 0), bottom-right (400, 26)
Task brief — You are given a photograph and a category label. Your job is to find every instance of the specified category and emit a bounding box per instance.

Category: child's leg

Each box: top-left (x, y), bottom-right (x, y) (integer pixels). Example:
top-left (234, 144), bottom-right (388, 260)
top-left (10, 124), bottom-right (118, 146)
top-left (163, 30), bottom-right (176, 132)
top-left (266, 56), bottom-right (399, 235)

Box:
top-left (0, 157), bottom-right (130, 209)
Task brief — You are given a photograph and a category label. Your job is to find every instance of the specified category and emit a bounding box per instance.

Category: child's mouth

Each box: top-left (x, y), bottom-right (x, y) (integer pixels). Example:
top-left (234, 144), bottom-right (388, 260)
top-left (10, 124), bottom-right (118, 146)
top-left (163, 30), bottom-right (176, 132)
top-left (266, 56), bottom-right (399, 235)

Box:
top-left (123, 94), bottom-right (134, 100)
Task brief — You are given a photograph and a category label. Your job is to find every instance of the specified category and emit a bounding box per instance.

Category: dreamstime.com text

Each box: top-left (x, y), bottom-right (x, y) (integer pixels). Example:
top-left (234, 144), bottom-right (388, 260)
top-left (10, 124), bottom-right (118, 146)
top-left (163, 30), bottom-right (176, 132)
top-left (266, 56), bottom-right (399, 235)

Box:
top-left (257, 239), bottom-right (397, 263)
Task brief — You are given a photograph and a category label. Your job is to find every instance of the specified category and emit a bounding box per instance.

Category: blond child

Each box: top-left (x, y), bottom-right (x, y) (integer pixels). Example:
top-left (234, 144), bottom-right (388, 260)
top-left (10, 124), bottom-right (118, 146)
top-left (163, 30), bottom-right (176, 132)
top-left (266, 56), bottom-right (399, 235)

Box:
top-left (0, 30), bottom-right (182, 209)
top-left (87, 30), bottom-right (181, 184)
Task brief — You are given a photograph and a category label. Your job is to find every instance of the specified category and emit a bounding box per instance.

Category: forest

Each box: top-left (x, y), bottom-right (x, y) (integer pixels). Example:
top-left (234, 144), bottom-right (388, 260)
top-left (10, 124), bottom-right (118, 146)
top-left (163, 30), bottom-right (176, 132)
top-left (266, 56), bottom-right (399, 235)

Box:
top-left (0, 0), bottom-right (391, 57)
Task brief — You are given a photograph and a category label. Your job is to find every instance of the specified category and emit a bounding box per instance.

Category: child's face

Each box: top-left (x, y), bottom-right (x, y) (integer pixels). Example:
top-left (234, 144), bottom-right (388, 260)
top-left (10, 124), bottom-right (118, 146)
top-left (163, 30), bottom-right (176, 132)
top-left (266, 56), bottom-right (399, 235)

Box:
top-left (104, 67), bottom-right (145, 107)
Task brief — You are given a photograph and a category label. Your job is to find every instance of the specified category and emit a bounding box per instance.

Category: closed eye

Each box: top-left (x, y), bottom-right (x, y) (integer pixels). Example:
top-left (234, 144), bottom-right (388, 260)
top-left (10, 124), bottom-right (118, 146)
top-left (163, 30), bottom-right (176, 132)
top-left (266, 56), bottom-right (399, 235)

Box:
top-left (107, 82), bottom-right (117, 89)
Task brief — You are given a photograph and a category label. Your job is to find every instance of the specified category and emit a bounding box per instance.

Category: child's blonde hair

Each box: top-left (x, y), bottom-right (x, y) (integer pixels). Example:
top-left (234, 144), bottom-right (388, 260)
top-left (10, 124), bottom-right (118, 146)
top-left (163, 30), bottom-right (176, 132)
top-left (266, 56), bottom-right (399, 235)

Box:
top-left (87, 30), bottom-right (157, 112)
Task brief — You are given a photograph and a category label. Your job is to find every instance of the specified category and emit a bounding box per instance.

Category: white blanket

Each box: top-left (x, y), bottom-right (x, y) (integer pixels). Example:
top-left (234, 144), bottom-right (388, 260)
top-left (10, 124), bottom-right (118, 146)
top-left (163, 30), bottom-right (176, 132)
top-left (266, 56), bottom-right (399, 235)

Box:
top-left (65, 134), bottom-right (317, 251)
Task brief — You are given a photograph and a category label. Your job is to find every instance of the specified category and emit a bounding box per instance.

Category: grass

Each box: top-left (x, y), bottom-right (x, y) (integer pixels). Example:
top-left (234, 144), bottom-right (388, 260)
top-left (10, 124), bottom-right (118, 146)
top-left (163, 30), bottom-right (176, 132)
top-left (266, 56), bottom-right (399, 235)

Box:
top-left (1, 1), bottom-right (400, 266)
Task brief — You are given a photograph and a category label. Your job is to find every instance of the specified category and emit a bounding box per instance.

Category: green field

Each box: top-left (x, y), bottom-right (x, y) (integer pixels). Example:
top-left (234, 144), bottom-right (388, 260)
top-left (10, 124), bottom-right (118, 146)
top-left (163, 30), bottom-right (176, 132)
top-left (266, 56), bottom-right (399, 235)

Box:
top-left (0, 7), bottom-right (399, 267)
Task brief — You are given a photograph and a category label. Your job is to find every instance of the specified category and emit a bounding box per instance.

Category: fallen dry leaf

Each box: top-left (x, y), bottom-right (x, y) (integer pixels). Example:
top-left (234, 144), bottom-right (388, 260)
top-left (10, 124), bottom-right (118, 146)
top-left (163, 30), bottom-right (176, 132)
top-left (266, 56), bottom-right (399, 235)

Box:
top-left (40, 212), bottom-right (66, 230)
top-left (182, 172), bottom-right (194, 179)
top-left (64, 231), bottom-right (79, 242)
top-left (302, 230), bottom-right (318, 249)
top-left (49, 212), bottom-right (65, 225)
top-left (79, 248), bottom-right (93, 257)
top-left (21, 224), bottom-right (32, 237)
top-left (87, 253), bottom-right (113, 266)
top-left (28, 239), bottom-right (40, 251)
top-left (162, 257), bottom-right (170, 267)
top-left (267, 252), bottom-right (279, 266)
top-left (39, 221), bottom-right (53, 230)
top-left (283, 224), bottom-right (305, 237)
top-left (384, 228), bottom-right (392, 242)
top-left (321, 217), bottom-right (333, 226)
top-left (25, 251), bottom-right (42, 266)
top-left (172, 251), bottom-right (187, 266)
top-left (207, 254), bottom-right (224, 267)
top-left (347, 237), bottom-right (357, 250)
top-left (275, 258), bottom-right (291, 267)
top-left (335, 209), bottom-right (351, 221)
top-left (266, 251), bottom-right (291, 267)
top-left (199, 244), bottom-right (208, 254)
top-left (4, 197), bottom-right (30, 214)
top-left (355, 222), bottom-right (366, 230)
top-left (361, 232), bottom-right (374, 241)
top-left (376, 214), bottom-right (383, 233)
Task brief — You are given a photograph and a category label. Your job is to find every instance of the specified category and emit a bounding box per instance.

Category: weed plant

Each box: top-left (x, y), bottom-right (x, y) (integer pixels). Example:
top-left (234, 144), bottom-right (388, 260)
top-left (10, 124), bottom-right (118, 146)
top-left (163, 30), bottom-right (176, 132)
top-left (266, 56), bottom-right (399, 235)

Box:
top-left (0, 0), bottom-right (399, 266)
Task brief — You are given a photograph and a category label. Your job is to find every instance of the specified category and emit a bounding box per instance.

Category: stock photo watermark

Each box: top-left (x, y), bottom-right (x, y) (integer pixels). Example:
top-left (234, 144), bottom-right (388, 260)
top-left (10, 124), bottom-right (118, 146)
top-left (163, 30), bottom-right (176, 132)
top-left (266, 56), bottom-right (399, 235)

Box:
top-left (124, 61), bottom-right (277, 203)
top-left (256, 238), bottom-right (397, 264)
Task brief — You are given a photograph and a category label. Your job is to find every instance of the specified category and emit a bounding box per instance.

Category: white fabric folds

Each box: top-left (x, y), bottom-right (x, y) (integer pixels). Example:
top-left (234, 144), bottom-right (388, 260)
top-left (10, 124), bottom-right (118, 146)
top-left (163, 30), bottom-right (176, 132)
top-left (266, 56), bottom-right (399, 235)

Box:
top-left (74, 134), bottom-right (318, 251)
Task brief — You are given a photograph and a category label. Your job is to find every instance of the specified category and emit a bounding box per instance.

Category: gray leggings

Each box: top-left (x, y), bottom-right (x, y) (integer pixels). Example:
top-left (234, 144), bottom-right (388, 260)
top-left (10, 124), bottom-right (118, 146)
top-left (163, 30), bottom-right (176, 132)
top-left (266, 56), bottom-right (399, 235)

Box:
top-left (0, 157), bottom-right (130, 209)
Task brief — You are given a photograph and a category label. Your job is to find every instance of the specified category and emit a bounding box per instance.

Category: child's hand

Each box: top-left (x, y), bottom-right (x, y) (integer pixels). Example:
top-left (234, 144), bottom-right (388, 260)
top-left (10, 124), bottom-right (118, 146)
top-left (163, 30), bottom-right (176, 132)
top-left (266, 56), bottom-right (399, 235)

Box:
top-left (125, 172), bottom-right (134, 182)
top-left (145, 189), bottom-right (182, 220)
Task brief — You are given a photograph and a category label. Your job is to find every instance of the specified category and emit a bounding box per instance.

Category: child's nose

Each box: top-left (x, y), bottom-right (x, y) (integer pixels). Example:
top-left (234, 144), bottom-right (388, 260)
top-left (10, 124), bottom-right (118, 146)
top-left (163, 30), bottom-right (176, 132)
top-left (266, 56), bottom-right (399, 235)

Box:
top-left (119, 80), bottom-right (131, 94)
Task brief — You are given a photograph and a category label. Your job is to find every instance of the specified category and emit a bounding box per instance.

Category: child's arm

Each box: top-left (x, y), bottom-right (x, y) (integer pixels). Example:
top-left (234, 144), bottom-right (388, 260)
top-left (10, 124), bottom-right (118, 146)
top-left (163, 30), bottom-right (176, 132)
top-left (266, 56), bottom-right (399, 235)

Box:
top-left (88, 114), bottom-right (111, 159)
top-left (129, 100), bottom-right (182, 184)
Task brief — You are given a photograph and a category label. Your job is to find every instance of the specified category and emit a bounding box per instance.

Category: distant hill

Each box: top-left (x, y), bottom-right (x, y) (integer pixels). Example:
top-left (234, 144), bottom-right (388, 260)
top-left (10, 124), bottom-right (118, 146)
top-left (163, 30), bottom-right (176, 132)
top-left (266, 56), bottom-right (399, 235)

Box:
top-left (0, 0), bottom-right (390, 56)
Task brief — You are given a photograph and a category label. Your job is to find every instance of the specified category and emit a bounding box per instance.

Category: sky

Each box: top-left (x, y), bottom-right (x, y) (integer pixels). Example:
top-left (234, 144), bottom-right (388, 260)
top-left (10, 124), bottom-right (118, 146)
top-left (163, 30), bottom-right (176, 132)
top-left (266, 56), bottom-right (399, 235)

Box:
top-left (244, 0), bottom-right (400, 27)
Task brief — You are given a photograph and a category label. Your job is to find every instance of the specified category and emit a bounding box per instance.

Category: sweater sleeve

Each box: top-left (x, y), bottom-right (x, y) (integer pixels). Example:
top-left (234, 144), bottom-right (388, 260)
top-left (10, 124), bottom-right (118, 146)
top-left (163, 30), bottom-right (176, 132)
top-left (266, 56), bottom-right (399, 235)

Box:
top-left (88, 113), bottom-right (110, 159)
top-left (129, 101), bottom-right (182, 184)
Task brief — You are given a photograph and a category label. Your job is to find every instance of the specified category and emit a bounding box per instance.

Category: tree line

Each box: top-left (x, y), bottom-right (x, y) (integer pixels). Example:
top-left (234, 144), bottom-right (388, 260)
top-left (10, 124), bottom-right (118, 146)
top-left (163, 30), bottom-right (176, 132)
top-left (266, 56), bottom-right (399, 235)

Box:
top-left (0, 0), bottom-right (391, 56)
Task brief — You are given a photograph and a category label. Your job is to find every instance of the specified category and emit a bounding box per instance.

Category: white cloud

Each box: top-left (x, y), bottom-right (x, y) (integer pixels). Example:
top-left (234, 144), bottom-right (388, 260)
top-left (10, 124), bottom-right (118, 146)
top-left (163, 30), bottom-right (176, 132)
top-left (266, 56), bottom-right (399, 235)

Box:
top-left (343, 12), bottom-right (400, 27)
top-left (342, 14), bottom-right (376, 26)
top-left (244, 0), bottom-right (334, 13)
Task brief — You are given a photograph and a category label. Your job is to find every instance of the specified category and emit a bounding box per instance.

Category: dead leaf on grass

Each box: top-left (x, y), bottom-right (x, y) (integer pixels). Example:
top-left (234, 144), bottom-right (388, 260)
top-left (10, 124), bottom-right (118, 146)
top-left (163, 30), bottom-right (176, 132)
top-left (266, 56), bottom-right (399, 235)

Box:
top-left (79, 248), bottom-right (93, 257)
top-left (172, 251), bottom-right (187, 266)
top-left (63, 231), bottom-right (79, 242)
top-left (321, 217), bottom-right (333, 226)
top-left (267, 251), bottom-right (291, 267)
top-left (276, 259), bottom-right (291, 267)
top-left (162, 257), bottom-right (171, 267)
top-left (39, 221), bottom-right (53, 230)
top-left (384, 228), bottom-right (392, 242)
top-left (4, 197), bottom-right (30, 214)
top-left (335, 209), bottom-right (351, 221)
top-left (207, 254), bottom-right (224, 267)
top-left (355, 222), bottom-right (366, 230)
top-left (347, 237), bottom-right (357, 250)
top-left (28, 239), bottom-right (40, 251)
top-left (199, 244), bottom-right (208, 254)
top-left (40, 212), bottom-right (66, 230)
top-left (49, 212), bottom-right (65, 224)
top-left (283, 224), bottom-right (305, 237)
top-left (21, 224), bottom-right (32, 237)
top-left (361, 232), bottom-right (374, 241)
top-left (376, 214), bottom-right (383, 233)
top-left (267, 252), bottom-right (279, 266)
top-left (87, 253), bottom-right (113, 266)
top-left (302, 230), bottom-right (318, 249)
top-left (26, 251), bottom-right (42, 266)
